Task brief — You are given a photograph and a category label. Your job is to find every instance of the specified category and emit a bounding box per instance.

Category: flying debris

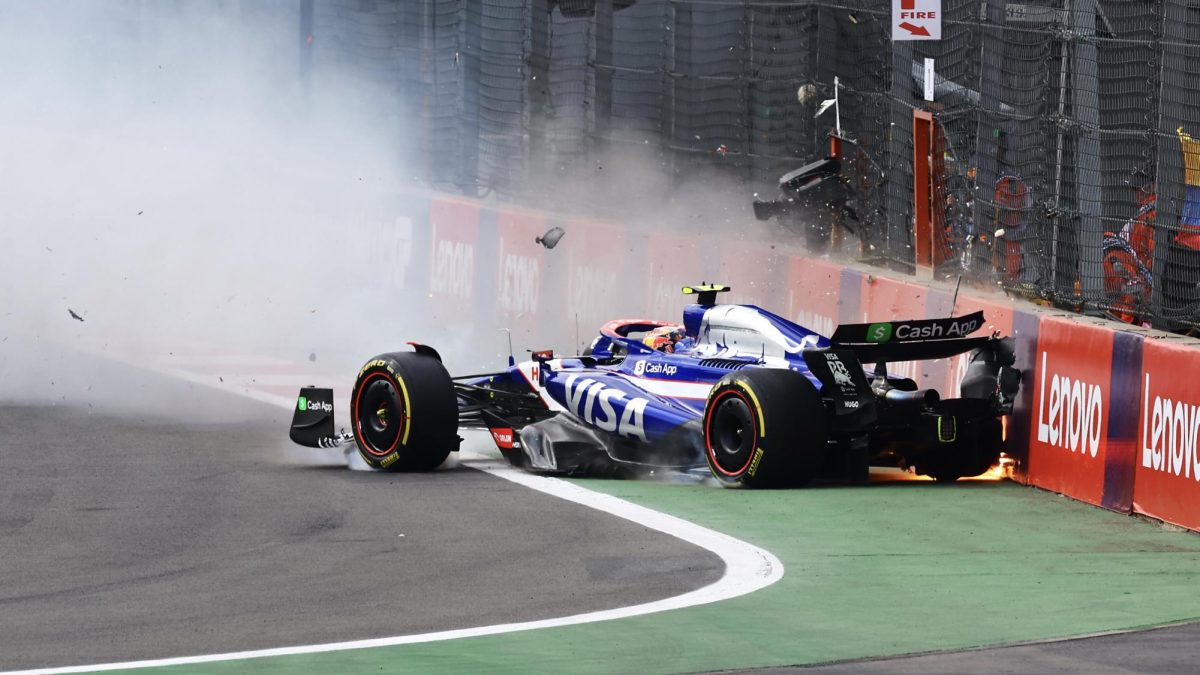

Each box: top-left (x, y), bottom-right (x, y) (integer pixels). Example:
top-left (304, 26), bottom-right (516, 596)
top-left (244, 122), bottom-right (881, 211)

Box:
top-left (535, 226), bottom-right (565, 249)
top-left (68, 309), bottom-right (84, 322)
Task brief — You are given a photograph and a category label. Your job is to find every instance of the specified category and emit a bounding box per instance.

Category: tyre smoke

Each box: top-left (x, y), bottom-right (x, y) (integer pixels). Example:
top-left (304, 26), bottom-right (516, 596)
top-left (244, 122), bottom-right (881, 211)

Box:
top-left (0, 2), bottom-right (433, 413)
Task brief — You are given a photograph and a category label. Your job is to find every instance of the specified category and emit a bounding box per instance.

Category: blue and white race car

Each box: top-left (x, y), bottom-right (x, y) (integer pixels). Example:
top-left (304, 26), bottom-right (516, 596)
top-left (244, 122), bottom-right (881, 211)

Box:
top-left (290, 285), bottom-right (1020, 487)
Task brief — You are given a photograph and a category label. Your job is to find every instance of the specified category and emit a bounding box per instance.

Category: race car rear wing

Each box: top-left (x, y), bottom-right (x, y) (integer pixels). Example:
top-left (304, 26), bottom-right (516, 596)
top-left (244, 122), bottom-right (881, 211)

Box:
top-left (830, 311), bottom-right (994, 363)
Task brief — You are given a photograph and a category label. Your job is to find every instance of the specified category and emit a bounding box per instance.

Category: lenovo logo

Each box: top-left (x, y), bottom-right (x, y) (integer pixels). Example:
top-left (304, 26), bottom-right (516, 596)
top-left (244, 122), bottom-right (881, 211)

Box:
top-left (1141, 372), bottom-right (1200, 480)
top-left (1036, 351), bottom-right (1103, 458)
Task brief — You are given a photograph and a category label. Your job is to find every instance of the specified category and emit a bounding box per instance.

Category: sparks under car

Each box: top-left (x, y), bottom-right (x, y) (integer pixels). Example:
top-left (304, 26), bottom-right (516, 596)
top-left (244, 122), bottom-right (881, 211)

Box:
top-left (289, 285), bottom-right (1020, 487)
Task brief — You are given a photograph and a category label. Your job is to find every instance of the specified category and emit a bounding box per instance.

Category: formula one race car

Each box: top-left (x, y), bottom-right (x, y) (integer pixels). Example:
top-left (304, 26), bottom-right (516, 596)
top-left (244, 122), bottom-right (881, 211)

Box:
top-left (290, 285), bottom-right (1020, 487)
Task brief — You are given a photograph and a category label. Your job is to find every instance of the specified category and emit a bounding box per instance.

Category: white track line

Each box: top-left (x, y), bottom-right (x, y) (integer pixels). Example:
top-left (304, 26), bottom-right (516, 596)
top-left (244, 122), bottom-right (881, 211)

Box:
top-left (3, 361), bottom-right (784, 675)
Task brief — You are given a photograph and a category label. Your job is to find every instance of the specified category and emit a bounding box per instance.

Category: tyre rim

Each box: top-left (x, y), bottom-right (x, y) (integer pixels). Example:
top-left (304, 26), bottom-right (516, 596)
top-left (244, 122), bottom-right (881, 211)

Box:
top-left (354, 372), bottom-right (408, 457)
top-left (705, 390), bottom-right (757, 476)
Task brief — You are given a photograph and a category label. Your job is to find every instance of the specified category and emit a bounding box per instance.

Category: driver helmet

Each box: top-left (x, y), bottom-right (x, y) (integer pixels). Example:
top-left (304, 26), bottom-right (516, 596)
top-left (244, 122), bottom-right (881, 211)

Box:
top-left (643, 325), bottom-right (685, 353)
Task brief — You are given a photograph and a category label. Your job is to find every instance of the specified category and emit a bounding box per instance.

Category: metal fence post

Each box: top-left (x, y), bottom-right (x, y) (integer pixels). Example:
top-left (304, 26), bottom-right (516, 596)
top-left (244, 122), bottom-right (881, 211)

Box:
top-left (459, 0), bottom-right (482, 196)
top-left (974, 0), bottom-right (1004, 274)
top-left (528, 0), bottom-right (550, 180)
top-left (1073, 0), bottom-right (1104, 303)
top-left (595, 0), bottom-right (614, 153)
top-left (1152, 0), bottom-right (1173, 323)
top-left (889, 39), bottom-right (916, 269)
top-left (914, 109), bottom-right (936, 279)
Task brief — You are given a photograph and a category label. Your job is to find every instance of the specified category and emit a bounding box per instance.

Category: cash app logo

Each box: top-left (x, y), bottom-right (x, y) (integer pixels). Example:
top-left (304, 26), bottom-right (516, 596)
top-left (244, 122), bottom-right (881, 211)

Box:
top-left (867, 323), bottom-right (892, 343)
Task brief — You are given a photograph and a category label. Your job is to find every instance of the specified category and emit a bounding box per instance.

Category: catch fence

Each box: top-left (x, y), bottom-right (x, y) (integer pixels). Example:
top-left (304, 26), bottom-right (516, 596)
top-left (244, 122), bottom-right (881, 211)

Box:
top-left (304, 0), bottom-right (1200, 332)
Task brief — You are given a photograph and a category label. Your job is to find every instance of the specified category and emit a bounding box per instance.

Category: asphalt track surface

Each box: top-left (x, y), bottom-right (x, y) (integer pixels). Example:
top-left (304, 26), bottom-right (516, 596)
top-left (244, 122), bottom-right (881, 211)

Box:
top-left (0, 360), bottom-right (721, 672)
top-left (3, 350), bottom-right (1200, 674)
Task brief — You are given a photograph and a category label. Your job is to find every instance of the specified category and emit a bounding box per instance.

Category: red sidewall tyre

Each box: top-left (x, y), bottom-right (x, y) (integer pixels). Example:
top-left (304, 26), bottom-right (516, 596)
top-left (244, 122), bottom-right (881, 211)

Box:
top-left (703, 368), bottom-right (829, 488)
top-left (351, 352), bottom-right (457, 472)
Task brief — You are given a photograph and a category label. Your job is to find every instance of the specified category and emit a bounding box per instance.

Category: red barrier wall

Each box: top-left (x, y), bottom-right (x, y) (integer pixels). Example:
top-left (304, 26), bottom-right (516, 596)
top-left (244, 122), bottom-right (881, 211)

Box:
top-left (786, 256), bottom-right (842, 338)
top-left (719, 241), bottom-right (780, 307)
top-left (858, 274), bottom-right (931, 323)
top-left (1025, 316), bottom-right (1113, 507)
top-left (1135, 339), bottom-right (1200, 530)
top-left (428, 197), bottom-right (480, 325)
top-left (494, 210), bottom-right (547, 325)
top-left (565, 218), bottom-right (628, 330)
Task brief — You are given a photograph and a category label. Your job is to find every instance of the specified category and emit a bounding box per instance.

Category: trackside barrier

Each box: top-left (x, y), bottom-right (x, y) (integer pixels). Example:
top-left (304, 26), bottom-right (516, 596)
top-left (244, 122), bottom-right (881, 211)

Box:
top-left (495, 210), bottom-right (548, 328)
top-left (718, 239), bottom-right (784, 309)
top-left (1135, 336), bottom-right (1200, 530)
top-left (785, 256), bottom-right (842, 338)
top-left (1025, 316), bottom-right (1120, 508)
top-left (565, 218), bottom-right (630, 335)
top-left (405, 192), bottom-right (1198, 532)
top-left (427, 198), bottom-right (481, 325)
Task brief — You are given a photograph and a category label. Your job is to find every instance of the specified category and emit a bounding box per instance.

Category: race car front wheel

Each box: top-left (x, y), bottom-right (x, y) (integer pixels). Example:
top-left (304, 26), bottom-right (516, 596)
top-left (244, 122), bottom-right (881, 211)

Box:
top-left (703, 368), bottom-right (829, 488)
top-left (351, 351), bottom-right (458, 472)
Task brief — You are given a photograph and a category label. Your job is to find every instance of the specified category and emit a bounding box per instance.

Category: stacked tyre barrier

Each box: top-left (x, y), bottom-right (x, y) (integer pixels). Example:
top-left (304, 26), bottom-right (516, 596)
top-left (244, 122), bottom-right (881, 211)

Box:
top-left (392, 191), bottom-right (1200, 532)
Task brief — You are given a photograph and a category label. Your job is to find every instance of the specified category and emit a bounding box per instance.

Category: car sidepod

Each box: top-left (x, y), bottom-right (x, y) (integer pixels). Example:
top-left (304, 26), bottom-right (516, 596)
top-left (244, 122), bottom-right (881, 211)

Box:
top-left (516, 363), bottom-right (708, 475)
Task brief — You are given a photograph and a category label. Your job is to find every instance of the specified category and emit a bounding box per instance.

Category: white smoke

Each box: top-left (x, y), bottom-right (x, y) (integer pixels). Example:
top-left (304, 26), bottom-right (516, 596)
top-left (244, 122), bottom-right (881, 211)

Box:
top-left (0, 1), bottom-right (430, 414)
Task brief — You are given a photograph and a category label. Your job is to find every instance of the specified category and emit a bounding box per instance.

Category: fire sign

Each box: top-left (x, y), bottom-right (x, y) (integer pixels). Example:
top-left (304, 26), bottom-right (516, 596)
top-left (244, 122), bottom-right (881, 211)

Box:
top-left (893, 0), bottom-right (942, 41)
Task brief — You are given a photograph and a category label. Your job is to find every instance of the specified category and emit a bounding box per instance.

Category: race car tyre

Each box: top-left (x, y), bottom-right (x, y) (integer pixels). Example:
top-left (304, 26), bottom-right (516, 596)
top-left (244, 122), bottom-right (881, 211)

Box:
top-left (351, 351), bottom-right (458, 472)
top-left (703, 368), bottom-right (828, 488)
top-left (920, 418), bottom-right (1002, 482)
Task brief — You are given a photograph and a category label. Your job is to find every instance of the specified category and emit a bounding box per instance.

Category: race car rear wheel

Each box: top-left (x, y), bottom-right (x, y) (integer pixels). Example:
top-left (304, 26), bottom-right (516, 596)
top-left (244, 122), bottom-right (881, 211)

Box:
top-left (703, 368), bottom-right (829, 488)
top-left (351, 351), bottom-right (458, 472)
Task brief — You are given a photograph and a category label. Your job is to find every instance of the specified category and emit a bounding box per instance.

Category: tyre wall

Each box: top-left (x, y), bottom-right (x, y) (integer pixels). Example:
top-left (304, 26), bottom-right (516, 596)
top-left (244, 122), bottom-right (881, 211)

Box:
top-left (400, 192), bottom-right (1200, 532)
